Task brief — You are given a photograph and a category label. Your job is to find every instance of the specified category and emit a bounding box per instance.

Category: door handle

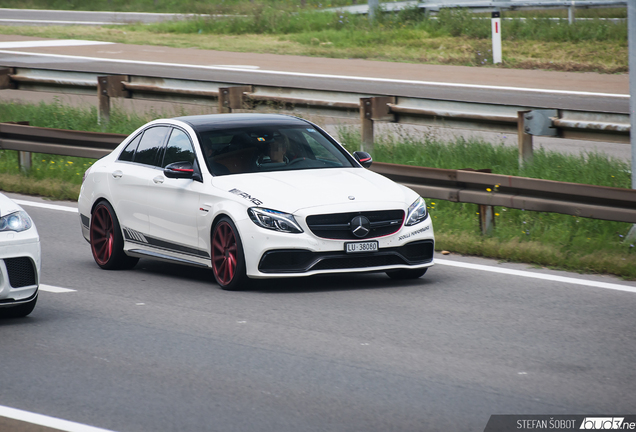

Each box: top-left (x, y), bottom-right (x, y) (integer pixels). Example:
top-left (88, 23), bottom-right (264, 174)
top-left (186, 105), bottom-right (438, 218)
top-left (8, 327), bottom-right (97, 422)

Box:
top-left (111, 170), bottom-right (123, 179)
top-left (153, 176), bottom-right (165, 184)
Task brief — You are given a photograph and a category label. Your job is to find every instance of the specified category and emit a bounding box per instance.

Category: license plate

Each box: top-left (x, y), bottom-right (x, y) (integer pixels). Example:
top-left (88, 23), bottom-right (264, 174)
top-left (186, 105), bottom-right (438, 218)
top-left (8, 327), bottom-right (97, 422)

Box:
top-left (345, 241), bottom-right (378, 253)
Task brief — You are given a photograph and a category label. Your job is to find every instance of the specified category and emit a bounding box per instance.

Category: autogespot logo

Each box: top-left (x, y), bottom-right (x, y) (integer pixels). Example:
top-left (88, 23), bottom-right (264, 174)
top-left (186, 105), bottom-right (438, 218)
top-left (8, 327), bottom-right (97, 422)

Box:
top-left (580, 418), bottom-right (631, 429)
top-left (483, 415), bottom-right (636, 431)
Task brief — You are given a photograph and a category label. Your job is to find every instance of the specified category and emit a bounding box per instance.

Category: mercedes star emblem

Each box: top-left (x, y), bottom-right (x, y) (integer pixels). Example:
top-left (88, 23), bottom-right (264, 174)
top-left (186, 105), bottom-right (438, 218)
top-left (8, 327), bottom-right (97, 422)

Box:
top-left (350, 215), bottom-right (371, 238)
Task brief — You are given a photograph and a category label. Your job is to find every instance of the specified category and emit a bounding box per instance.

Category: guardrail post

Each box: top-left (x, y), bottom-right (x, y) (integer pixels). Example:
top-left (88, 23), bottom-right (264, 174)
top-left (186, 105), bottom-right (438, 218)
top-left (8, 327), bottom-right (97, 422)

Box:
top-left (218, 86), bottom-right (252, 113)
top-left (359, 96), bottom-right (395, 154)
top-left (3, 121), bottom-right (31, 172)
top-left (18, 151), bottom-right (32, 173)
top-left (518, 110), bottom-right (533, 167)
top-left (478, 204), bottom-right (495, 235)
top-left (360, 98), bottom-right (374, 153)
top-left (97, 75), bottom-right (129, 125)
top-left (0, 68), bottom-right (16, 90)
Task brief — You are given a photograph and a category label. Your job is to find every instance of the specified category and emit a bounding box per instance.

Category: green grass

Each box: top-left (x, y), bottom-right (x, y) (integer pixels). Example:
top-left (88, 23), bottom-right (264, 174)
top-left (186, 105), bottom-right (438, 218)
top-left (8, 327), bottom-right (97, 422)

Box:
top-left (0, 3), bottom-right (627, 72)
top-left (341, 128), bottom-right (632, 188)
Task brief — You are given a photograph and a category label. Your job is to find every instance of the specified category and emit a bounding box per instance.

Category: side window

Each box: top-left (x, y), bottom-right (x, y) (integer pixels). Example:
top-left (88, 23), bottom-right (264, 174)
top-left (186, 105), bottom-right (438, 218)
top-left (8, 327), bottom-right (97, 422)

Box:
top-left (134, 126), bottom-right (170, 167)
top-left (161, 128), bottom-right (195, 168)
top-left (118, 133), bottom-right (142, 162)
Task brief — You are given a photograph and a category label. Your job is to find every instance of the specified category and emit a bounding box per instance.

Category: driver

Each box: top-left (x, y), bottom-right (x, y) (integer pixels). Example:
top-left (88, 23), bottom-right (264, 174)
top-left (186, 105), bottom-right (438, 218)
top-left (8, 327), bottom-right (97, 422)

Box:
top-left (256, 134), bottom-right (289, 166)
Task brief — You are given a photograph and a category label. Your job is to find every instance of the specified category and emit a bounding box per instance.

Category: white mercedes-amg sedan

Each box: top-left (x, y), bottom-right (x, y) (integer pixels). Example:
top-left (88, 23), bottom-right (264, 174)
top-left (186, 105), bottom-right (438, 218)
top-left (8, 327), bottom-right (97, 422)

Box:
top-left (0, 193), bottom-right (40, 317)
top-left (78, 114), bottom-right (434, 290)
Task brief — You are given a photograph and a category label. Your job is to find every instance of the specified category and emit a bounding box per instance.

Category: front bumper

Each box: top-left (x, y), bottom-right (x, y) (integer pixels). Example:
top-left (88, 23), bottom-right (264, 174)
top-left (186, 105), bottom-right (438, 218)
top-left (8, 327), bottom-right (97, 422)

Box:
top-left (238, 215), bottom-right (435, 279)
top-left (0, 231), bottom-right (41, 304)
top-left (259, 239), bottom-right (434, 273)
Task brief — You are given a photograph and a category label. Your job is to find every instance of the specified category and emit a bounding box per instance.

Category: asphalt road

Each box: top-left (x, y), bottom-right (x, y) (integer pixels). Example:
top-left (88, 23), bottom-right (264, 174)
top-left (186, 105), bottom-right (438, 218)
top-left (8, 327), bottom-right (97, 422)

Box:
top-left (1, 194), bottom-right (635, 432)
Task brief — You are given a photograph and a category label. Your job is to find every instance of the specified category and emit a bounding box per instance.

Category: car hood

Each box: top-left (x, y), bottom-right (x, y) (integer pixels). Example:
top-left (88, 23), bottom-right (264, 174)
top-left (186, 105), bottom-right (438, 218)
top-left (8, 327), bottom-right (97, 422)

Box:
top-left (211, 168), bottom-right (416, 213)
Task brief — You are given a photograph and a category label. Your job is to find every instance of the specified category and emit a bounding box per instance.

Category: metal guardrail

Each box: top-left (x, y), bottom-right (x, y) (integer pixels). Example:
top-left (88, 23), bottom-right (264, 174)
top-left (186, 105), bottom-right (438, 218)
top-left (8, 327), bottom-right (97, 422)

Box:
top-left (326, 0), bottom-right (627, 15)
top-left (0, 66), bottom-right (630, 169)
top-left (0, 123), bottom-right (124, 159)
top-left (0, 123), bottom-right (634, 228)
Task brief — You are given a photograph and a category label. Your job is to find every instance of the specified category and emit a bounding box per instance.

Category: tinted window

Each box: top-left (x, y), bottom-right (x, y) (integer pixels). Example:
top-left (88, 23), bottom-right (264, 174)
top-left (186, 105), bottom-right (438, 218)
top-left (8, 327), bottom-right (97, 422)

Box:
top-left (118, 133), bottom-right (141, 162)
top-left (134, 126), bottom-right (170, 167)
top-left (161, 128), bottom-right (195, 168)
top-left (198, 125), bottom-right (353, 176)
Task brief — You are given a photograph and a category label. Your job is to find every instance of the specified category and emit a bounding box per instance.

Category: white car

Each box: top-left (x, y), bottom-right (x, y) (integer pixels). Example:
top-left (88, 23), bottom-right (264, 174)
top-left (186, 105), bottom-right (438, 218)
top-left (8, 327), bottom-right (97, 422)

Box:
top-left (0, 193), bottom-right (40, 317)
top-left (78, 114), bottom-right (434, 290)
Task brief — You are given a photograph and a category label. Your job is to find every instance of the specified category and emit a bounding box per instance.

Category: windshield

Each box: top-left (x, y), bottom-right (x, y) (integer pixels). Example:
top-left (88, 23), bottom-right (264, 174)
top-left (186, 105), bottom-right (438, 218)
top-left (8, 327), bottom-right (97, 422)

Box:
top-left (197, 125), bottom-right (355, 176)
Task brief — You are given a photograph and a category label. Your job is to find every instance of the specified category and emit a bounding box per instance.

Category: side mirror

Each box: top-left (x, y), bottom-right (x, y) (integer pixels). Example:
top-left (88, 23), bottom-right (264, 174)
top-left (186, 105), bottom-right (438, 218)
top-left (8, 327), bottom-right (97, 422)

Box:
top-left (164, 161), bottom-right (200, 180)
top-left (353, 151), bottom-right (372, 168)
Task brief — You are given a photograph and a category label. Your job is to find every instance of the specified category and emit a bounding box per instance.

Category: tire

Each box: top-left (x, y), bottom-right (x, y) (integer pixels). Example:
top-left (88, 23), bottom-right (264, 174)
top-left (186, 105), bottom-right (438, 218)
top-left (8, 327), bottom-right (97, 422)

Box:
top-left (386, 268), bottom-right (427, 280)
top-left (211, 217), bottom-right (249, 291)
top-left (90, 201), bottom-right (139, 270)
top-left (1, 294), bottom-right (37, 318)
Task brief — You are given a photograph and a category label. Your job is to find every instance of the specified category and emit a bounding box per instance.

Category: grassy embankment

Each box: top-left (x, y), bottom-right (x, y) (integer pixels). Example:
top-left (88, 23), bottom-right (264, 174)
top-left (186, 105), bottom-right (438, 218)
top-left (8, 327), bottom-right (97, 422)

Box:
top-left (0, 1), bottom-right (627, 73)
top-left (0, 100), bottom-right (634, 279)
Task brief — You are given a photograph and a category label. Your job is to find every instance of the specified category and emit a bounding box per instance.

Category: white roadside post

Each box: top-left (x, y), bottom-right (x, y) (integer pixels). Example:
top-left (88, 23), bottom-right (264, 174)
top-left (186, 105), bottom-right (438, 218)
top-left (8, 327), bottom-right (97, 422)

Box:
top-left (491, 10), bottom-right (502, 64)
top-left (368, 0), bottom-right (379, 22)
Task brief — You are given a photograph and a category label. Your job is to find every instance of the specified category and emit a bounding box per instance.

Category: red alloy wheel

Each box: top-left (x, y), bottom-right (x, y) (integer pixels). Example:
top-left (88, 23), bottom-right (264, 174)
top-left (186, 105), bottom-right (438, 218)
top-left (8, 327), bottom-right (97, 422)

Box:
top-left (90, 204), bottom-right (115, 266)
top-left (212, 221), bottom-right (238, 286)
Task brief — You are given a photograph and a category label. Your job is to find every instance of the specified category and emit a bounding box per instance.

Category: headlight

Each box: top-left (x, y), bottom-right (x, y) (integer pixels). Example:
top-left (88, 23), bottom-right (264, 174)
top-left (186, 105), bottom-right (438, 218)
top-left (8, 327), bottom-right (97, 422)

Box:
top-left (0, 210), bottom-right (33, 232)
top-left (248, 208), bottom-right (303, 234)
top-left (405, 197), bottom-right (428, 226)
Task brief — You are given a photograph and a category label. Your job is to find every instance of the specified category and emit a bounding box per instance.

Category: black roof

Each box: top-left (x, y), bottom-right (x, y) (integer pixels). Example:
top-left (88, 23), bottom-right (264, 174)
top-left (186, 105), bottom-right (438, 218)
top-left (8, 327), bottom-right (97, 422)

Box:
top-left (173, 113), bottom-right (311, 132)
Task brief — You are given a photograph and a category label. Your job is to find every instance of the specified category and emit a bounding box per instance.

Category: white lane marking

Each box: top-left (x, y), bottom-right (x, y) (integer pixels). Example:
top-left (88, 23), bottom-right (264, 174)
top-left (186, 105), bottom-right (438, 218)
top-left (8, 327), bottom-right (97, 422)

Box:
top-left (0, 405), bottom-right (118, 432)
top-left (436, 258), bottom-right (636, 294)
top-left (0, 20), bottom-right (125, 26)
top-left (0, 49), bottom-right (626, 99)
top-left (213, 64), bottom-right (260, 70)
top-left (40, 284), bottom-right (76, 293)
top-left (0, 40), bottom-right (114, 49)
top-left (13, 199), bottom-right (78, 213)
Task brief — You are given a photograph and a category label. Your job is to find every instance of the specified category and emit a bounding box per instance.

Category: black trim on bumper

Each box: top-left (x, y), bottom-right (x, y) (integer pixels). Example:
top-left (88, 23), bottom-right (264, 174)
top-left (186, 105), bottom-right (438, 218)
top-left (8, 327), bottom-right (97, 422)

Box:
top-left (3, 257), bottom-right (37, 288)
top-left (258, 239), bottom-right (434, 273)
top-left (80, 213), bottom-right (90, 229)
top-left (0, 290), bottom-right (38, 307)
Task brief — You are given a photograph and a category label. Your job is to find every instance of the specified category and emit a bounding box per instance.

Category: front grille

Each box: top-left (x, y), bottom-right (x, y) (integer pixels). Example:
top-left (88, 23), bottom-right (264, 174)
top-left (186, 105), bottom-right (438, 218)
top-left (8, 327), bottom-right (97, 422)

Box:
top-left (258, 240), bottom-right (434, 273)
top-left (306, 210), bottom-right (404, 240)
top-left (4, 257), bottom-right (37, 288)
